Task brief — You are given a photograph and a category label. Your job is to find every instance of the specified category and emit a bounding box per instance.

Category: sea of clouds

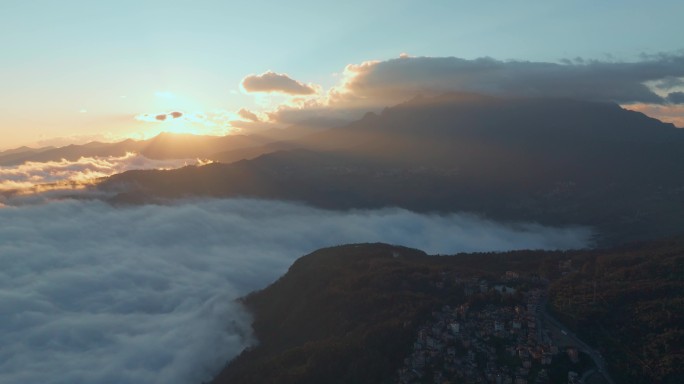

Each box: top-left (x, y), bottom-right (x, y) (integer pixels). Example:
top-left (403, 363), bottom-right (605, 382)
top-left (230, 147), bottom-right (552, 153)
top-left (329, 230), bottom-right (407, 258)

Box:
top-left (0, 153), bottom-right (200, 192)
top-left (0, 198), bottom-right (592, 384)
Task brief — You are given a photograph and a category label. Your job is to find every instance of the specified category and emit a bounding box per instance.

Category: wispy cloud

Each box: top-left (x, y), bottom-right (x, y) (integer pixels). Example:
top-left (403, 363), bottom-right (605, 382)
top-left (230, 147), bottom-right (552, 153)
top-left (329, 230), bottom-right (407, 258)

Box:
top-left (0, 198), bottom-right (591, 384)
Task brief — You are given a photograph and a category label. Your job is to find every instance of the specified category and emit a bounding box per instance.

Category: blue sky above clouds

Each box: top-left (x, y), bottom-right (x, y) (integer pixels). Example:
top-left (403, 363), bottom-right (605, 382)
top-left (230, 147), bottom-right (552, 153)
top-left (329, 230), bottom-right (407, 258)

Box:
top-left (1, 0), bottom-right (683, 147)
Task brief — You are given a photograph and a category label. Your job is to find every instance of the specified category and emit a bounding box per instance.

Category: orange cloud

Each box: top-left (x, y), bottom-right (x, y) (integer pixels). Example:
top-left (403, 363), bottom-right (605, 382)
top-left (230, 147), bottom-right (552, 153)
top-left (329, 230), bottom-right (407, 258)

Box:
top-left (137, 111), bottom-right (185, 122)
top-left (241, 71), bottom-right (318, 95)
top-left (623, 104), bottom-right (684, 127)
top-left (237, 108), bottom-right (260, 122)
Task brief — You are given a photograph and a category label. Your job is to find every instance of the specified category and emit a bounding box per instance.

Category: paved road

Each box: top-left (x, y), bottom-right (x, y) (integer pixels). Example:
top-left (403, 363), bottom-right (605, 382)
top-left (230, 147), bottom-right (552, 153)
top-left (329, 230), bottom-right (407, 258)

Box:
top-left (541, 308), bottom-right (615, 384)
top-left (580, 369), bottom-right (595, 382)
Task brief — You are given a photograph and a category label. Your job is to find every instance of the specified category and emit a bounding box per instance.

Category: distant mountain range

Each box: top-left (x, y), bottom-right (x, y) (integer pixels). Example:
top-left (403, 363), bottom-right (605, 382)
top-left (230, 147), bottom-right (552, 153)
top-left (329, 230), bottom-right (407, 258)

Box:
top-left (5, 93), bottom-right (683, 246)
top-left (0, 125), bottom-right (319, 165)
top-left (95, 93), bottom-right (684, 246)
top-left (8, 93), bottom-right (681, 383)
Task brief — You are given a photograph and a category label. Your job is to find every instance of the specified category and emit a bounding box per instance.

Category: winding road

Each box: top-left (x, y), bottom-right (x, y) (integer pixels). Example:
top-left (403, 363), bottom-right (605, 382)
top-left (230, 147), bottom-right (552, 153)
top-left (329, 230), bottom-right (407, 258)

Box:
top-left (540, 304), bottom-right (615, 384)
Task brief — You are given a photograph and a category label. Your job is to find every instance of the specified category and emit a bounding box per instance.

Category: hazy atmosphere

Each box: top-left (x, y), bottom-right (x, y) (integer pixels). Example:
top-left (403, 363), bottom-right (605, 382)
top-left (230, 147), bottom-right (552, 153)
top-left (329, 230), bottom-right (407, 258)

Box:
top-left (0, 199), bottom-right (589, 384)
top-left (1, 1), bottom-right (682, 384)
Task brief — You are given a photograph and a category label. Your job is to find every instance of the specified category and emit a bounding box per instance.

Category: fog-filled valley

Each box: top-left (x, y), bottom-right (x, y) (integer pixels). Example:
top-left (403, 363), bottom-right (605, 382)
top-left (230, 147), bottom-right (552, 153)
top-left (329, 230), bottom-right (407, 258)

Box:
top-left (0, 198), bottom-right (590, 384)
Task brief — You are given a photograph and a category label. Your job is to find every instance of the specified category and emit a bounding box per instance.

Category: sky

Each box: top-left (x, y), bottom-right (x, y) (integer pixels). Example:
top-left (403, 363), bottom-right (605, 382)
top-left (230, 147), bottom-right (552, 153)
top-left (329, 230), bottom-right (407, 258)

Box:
top-left (1, 0), bottom-right (684, 149)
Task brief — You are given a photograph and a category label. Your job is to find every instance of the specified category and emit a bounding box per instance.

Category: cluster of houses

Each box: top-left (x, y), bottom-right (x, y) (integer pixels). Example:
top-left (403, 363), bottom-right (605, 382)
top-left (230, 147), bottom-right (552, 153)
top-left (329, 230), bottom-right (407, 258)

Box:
top-left (395, 273), bottom-right (575, 384)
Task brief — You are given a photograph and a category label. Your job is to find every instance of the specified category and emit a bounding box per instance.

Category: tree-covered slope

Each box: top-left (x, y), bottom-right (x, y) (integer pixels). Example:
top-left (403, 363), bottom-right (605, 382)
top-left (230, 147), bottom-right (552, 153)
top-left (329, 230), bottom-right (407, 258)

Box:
top-left (210, 240), bottom-right (683, 384)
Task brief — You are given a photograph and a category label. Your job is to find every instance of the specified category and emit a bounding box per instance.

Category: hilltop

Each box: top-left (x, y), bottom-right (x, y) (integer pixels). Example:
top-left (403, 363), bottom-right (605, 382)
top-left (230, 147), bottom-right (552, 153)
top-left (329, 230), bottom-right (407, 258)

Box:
top-left (210, 240), bottom-right (683, 384)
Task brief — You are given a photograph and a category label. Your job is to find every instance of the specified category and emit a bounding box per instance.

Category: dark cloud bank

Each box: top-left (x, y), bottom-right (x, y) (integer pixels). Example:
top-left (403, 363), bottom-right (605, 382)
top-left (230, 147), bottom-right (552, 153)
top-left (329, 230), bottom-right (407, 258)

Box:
top-left (0, 199), bottom-right (591, 384)
top-left (339, 54), bottom-right (684, 105)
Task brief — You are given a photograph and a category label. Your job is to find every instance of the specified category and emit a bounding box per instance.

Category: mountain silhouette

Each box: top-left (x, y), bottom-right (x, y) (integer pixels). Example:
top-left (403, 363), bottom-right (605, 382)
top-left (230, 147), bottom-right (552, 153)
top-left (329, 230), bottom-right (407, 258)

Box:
top-left (99, 93), bottom-right (684, 246)
top-left (0, 125), bottom-right (324, 166)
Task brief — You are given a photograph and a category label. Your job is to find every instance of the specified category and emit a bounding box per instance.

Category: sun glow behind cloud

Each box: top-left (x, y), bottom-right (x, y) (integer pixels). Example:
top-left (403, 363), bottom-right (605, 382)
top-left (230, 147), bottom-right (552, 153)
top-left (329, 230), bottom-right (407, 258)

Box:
top-left (5, 53), bottom-right (684, 151)
top-left (227, 54), bottom-right (684, 133)
top-left (132, 102), bottom-right (242, 139)
top-left (134, 55), bottom-right (684, 136)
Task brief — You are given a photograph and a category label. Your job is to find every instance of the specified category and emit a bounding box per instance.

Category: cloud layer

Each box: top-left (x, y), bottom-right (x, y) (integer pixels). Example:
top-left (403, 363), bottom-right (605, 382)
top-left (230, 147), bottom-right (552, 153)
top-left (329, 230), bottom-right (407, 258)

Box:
top-left (0, 153), bottom-right (199, 193)
top-left (237, 53), bottom-right (684, 129)
top-left (623, 103), bottom-right (684, 127)
top-left (332, 54), bottom-right (684, 105)
top-left (0, 198), bottom-right (592, 384)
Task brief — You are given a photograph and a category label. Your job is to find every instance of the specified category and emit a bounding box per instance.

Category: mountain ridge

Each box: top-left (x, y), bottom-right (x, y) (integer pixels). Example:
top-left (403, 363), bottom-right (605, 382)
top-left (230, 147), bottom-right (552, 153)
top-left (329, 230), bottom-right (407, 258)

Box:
top-left (98, 94), bottom-right (684, 246)
top-left (0, 124), bottom-right (324, 166)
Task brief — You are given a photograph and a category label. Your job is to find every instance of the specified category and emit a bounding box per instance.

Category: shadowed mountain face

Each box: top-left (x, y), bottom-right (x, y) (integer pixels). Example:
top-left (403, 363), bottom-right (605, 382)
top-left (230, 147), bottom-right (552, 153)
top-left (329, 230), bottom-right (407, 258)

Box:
top-left (213, 93), bottom-right (683, 169)
top-left (210, 240), bottom-right (684, 384)
top-left (98, 94), bottom-right (684, 246)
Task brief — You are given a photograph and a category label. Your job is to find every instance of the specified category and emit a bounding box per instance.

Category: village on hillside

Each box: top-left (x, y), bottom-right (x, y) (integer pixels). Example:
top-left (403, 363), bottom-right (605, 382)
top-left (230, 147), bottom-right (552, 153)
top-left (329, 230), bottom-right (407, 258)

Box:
top-left (395, 265), bottom-right (610, 384)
